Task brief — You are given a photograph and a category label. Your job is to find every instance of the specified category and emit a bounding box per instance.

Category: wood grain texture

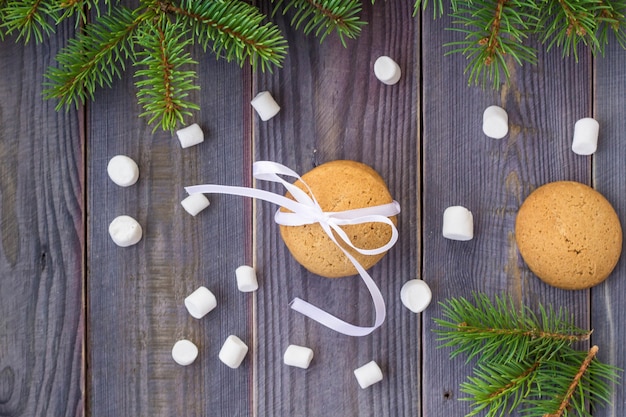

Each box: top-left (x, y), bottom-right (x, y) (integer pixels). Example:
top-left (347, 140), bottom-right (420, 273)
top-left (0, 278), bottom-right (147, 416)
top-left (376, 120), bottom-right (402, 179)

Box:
top-left (253, 1), bottom-right (419, 416)
top-left (86, 46), bottom-right (253, 416)
top-left (591, 33), bottom-right (626, 417)
top-left (421, 11), bottom-right (593, 417)
top-left (0, 24), bottom-right (84, 417)
top-left (4, 2), bottom-right (626, 416)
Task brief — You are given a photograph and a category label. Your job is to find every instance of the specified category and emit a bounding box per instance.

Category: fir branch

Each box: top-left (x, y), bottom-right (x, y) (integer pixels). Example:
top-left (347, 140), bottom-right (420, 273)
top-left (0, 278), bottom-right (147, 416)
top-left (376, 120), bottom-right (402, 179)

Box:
top-left (272, 0), bottom-right (366, 47)
top-left (460, 359), bottom-right (540, 417)
top-left (43, 6), bottom-right (145, 109)
top-left (1, 0), bottom-right (57, 43)
top-left (435, 293), bottom-right (620, 417)
top-left (595, 0), bottom-right (626, 52)
top-left (544, 346), bottom-right (599, 417)
top-left (445, 0), bottom-right (539, 89)
top-left (434, 293), bottom-right (591, 363)
top-left (524, 346), bottom-right (620, 417)
top-left (56, 0), bottom-right (108, 27)
top-left (133, 17), bottom-right (199, 131)
top-left (170, 0), bottom-right (288, 71)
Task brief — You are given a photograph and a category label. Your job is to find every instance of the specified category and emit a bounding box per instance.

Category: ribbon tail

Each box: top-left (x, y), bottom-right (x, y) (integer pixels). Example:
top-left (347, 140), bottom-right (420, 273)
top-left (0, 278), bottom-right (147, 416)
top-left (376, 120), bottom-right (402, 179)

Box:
top-left (289, 248), bottom-right (386, 337)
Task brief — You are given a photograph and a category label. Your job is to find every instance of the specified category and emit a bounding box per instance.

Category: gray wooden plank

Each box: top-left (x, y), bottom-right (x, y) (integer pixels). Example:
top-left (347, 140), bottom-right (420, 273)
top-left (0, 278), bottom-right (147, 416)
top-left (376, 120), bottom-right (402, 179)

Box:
top-left (592, 33), bottom-right (626, 417)
top-left (253, 1), bottom-right (420, 415)
top-left (0, 25), bottom-right (84, 417)
top-left (86, 42), bottom-right (253, 416)
top-left (421, 10), bottom-right (592, 417)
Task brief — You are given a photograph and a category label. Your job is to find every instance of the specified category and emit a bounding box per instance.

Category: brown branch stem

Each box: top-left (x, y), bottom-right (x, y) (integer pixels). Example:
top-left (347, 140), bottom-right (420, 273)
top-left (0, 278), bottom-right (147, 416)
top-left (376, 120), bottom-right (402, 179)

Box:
top-left (457, 323), bottom-right (592, 343)
top-left (304, 0), bottom-right (351, 29)
top-left (155, 22), bottom-right (177, 114)
top-left (489, 361), bottom-right (540, 400)
top-left (557, 0), bottom-right (586, 36)
top-left (543, 345), bottom-right (599, 417)
top-left (479, 0), bottom-right (507, 66)
top-left (162, 2), bottom-right (273, 55)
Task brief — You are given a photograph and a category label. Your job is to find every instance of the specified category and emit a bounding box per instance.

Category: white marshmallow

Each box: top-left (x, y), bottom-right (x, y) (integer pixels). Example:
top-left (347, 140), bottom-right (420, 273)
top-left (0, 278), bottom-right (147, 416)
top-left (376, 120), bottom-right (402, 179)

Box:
top-left (107, 155), bottom-right (139, 187)
top-left (374, 56), bottom-right (401, 85)
top-left (184, 286), bottom-right (217, 319)
top-left (219, 335), bottom-right (248, 369)
top-left (181, 193), bottom-right (210, 216)
top-left (442, 206), bottom-right (474, 241)
top-left (171, 339), bottom-right (198, 366)
top-left (400, 280), bottom-right (432, 313)
top-left (235, 265), bottom-right (258, 292)
top-left (251, 91), bottom-right (280, 121)
top-left (354, 361), bottom-right (383, 389)
top-left (572, 117), bottom-right (599, 155)
top-left (283, 344), bottom-right (314, 369)
top-left (483, 105), bottom-right (509, 139)
top-left (176, 123), bottom-right (204, 149)
top-left (108, 215), bottom-right (143, 247)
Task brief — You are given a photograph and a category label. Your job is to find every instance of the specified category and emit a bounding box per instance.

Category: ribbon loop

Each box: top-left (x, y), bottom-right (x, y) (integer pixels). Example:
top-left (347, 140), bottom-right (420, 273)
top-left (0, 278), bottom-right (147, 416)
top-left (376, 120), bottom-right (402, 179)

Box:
top-left (186, 161), bottom-right (401, 336)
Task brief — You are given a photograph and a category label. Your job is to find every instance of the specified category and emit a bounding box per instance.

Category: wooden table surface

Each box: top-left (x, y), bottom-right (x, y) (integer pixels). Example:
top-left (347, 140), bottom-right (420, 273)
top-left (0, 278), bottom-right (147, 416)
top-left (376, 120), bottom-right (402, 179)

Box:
top-left (2, 1), bottom-right (626, 416)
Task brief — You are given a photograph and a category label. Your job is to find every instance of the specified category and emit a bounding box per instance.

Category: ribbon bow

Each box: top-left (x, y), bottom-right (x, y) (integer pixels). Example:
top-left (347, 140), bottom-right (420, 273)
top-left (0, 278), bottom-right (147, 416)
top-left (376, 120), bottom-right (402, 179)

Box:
top-left (185, 161), bottom-right (401, 336)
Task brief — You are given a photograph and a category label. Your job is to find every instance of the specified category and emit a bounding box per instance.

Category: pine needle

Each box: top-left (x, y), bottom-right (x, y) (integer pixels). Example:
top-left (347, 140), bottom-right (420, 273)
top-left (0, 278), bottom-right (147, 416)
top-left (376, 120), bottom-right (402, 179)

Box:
top-left (272, 0), bottom-right (366, 47)
top-left (133, 17), bottom-right (200, 131)
top-left (4, 0), bottom-right (626, 129)
top-left (434, 293), bottom-right (620, 417)
top-left (434, 293), bottom-right (591, 364)
top-left (43, 6), bottom-right (144, 109)
top-left (1, 0), bottom-right (57, 43)
top-left (171, 0), bottom-right (288, 71)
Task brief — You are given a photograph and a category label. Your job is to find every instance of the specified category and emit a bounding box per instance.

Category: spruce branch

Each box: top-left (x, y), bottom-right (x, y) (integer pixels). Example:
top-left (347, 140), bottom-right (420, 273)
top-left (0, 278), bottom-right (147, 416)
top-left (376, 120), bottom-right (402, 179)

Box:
top-left (445, 0), bottom-right (539, 89)
top-left (5, 0), bottom-right (626, 129)
top-left (272, 0), bottom-right (366, 47)
top-left (434, 293), bottom-right (591, 363)
top-left (537, 0), bottom-right (602, 61)
top-left (133, 16), bottom-right (199, 132)
top-left (43, 6), bottom-right (144, 109)
top-left (435, 293), bottom-right (620, 417)
top-left (170, 0), bottom-right (288, 71)
top-left (56, 0), bottom-right (109, 27)
top-left (595, 0), bottom-right (626, 52)
top-left (1, 0), bottom-right (56, 43)
top-left (460, 359), bottom-right (540, 417)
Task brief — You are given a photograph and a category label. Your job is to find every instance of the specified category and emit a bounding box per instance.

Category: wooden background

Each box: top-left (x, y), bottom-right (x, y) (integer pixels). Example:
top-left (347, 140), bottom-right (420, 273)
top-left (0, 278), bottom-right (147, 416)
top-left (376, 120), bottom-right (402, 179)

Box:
top-left (1, 1), bottom-right (625, 416)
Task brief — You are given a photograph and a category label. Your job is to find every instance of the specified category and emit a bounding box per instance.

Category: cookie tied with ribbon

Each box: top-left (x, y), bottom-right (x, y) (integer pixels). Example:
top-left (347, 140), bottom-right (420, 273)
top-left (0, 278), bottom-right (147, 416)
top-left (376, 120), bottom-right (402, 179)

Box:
top-left (185, 160), bottom-right (400, 336)
top-left (279, 160), bottom-right (397, 278)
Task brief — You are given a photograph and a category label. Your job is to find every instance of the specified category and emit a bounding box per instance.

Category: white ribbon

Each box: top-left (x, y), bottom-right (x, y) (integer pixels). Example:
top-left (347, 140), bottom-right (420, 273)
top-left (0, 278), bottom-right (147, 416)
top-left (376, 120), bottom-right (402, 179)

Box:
top-left (185, 161), bottom-right (401, 336)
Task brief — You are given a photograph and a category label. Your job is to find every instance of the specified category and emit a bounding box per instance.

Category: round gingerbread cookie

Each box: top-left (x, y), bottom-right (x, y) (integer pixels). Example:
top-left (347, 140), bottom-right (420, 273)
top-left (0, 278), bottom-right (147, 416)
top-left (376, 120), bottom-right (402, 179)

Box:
top-left (279, 160), bottom-right (397, 278)
top-left (515, 181), bottom-right (622, 290)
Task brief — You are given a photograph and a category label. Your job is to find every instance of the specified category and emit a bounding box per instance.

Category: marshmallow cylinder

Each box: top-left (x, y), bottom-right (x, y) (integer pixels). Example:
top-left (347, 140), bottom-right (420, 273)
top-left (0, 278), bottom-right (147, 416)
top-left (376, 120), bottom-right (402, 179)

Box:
top-left (354, 361), bottom-right (383, 389)
top-left (107, 155), bottom-right (139, 187)
top-left (483, 105), bottom-right (509, 139)
top-left (235, 265), bottom-right (258, 292)
top-left (572, 117), bottom-right (599, 155)
top-left (184, 286), bottom-right (217, 319)
top-left (108, 215), bottom-right (143, 247)
top-left (442, 206), bottom-right (474, 241)
top-left (219, 335), bottom-right (248, 369)
top-left (176, 123), bottom-right (204, 148)
top-left (172, 339), bottom-right (198, 366)
top-left (374, 56), bottom-right (401, 85)
top-left (283, 344), bottom-right (314, 369)
top-left (400, 280), bottom-right (432, 313)
top-left (251, 91), bottom-right (280, 121)
top-left (181, 194), bottom-right (210, 216)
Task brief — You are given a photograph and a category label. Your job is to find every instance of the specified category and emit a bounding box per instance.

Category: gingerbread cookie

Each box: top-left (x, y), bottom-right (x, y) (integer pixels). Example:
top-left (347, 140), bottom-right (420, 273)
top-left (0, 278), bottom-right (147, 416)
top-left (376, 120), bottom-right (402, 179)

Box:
top-left (515, 181), bottom-right (622, 290)
top-left (279, 160), bottom-right (397, 278)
